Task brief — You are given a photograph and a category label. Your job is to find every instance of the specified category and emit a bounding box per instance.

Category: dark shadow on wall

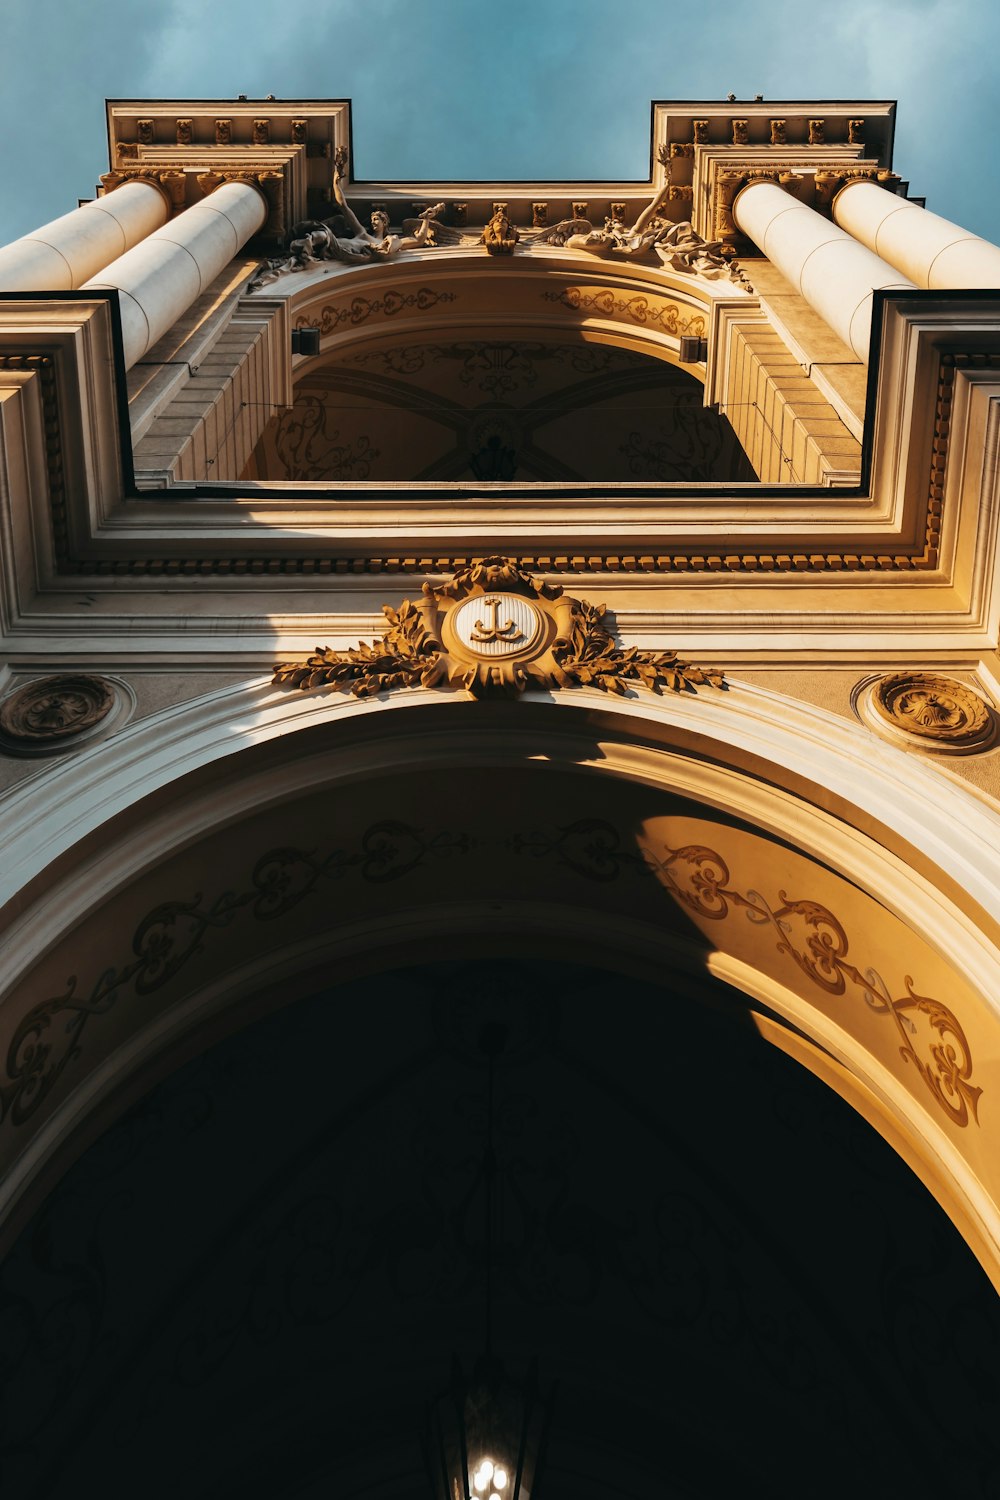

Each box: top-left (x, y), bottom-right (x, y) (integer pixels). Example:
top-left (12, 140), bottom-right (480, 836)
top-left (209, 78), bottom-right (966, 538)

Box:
top-left (0, 947), bottom-right (998, 1499)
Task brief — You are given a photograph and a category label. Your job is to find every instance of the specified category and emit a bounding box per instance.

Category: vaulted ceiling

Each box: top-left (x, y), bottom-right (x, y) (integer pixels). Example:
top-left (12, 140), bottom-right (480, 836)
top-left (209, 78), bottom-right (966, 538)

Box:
top-left (245, 339), bottom-right (754, 483)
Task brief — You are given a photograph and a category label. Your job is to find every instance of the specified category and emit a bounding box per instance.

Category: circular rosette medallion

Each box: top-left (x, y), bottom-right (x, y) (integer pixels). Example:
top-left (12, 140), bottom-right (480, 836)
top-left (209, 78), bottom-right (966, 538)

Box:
top-left (447, 593), bottom-right (546, 661)
top-left (0, 673), bottom-right (118, 748)
top-left (855, 672), bottom-right (996, 754)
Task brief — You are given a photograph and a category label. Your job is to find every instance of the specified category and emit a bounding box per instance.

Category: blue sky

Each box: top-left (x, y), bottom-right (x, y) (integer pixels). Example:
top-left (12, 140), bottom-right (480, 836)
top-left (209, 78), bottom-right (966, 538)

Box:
top-left (1, 0), bottom-right (997, 244)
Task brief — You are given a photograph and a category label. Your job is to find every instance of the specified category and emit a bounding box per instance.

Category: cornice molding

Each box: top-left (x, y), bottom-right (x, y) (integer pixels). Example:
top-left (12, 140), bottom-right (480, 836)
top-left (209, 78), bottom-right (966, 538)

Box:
top-left (2, 290), bottom-right (999, 653)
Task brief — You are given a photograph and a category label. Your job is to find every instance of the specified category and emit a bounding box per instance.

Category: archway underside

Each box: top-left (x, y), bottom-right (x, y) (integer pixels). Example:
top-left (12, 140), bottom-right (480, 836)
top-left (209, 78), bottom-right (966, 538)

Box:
top-left (2, 947), bottom-right (998, 1499)
top-left (1, 704), bottom-right (996, 1299)
top-left (244, 332), bottom-right (753, 484)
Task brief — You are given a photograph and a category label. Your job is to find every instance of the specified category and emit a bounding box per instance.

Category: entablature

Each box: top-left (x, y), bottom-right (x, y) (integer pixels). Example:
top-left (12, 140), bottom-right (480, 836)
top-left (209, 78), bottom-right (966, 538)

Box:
top-left (0, 288), bottom-right (998, 662)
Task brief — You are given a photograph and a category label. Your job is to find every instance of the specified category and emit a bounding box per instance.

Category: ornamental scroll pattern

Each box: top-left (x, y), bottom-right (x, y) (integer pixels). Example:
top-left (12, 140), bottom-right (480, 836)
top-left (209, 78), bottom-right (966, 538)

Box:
top-left (542, 286), bottom-right (706, 339)
top-left (297, 287), bottom-right (458, 337)
top-left (511, 820), bottom-right (983, 1129)
top-left (4, 819), bottom-right (982, 1135)
top-left (0, 826), bottom-right (470, 1132)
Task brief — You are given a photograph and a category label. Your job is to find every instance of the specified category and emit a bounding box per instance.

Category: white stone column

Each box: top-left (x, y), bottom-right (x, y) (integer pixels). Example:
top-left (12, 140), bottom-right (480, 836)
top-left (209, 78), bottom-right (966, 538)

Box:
top-left (833, 180), bottom-right (1000, 289)
top-left (82, 180), bottom-right (268, 369)
top-left (0, 182), bottom-right (170, 292)
top-left (734, 180), bottom-right (915, 361)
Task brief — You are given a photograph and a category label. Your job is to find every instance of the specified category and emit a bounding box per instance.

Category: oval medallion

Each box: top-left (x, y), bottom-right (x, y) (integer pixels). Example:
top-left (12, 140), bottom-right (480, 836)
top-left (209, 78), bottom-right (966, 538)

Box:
top-left (450, 593), bottom-right (544, 659)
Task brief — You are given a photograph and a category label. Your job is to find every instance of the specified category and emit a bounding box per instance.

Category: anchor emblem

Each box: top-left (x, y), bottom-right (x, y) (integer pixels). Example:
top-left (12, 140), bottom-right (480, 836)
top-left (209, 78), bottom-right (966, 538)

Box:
top-left (469, 596), bottom-right (524, 645)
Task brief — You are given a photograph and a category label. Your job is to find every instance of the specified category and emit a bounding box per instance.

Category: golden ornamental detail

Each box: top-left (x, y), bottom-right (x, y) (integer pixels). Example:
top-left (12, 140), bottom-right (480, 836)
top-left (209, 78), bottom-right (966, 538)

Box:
top-left (100, 168), bottom-right (187, 212)
top-left (541, 287), bottom-right (707, 338)
top-left (0, 674), bottom-right (115, 746)
top-left (273, 557), bottom-right (724, 700)
top-left (860, 672), bottom-right (995, 754)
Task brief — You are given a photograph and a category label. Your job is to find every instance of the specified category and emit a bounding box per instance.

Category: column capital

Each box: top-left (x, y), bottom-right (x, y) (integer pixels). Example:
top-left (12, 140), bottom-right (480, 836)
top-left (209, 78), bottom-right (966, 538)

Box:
top-left (195, 169), bottom-right (285, 240)
top-left (100, 169), bottom-right (185, 214)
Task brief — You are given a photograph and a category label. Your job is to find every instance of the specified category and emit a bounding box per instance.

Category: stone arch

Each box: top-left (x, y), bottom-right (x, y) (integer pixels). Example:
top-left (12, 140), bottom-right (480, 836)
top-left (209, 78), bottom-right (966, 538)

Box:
top-left (2, 678), bottom-right (999, 1291)
top-left (242, 253), bottom-right (749, 483)
top-left (273, 252), bottom-right (727, 376)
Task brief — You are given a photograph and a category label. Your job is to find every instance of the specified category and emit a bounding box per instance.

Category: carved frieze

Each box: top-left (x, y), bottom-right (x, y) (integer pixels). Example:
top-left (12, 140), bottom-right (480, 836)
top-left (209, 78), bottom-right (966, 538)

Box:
top-left (272, 557), bottom-right (725, 700)
top-left (175, 117), bottom-right (193, 146)
top-left (770, 119), bottom-right (787, 145)
top-left (293, 286), bottom-right (458, 336)
top-left (215, 118), bottom-right (232, 145)
top-left (8, 815), bottom-right (980, 1133)
top-left (542, 285), bottom-right (707, 336)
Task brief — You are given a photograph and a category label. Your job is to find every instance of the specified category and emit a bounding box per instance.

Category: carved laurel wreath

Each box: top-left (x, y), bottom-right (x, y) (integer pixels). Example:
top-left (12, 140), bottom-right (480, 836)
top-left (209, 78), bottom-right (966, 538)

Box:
top-left (273, 557), bottom-right (724, 699)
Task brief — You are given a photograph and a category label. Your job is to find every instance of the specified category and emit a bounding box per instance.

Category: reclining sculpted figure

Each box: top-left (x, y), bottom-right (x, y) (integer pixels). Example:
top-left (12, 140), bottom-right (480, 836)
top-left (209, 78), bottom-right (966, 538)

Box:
top-left (250, 147), bottom-right (459, 288)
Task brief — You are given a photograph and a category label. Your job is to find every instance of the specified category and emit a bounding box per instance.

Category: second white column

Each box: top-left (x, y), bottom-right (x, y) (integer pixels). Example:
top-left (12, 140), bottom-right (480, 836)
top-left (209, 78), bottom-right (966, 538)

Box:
top-left (734, 180), bottom-right (915, 362)
top-left (83, 180), bottom-right (268, 369)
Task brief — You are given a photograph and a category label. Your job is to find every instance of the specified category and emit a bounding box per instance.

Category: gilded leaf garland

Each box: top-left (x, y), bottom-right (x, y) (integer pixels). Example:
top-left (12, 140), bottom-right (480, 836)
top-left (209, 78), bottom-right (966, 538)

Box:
top-left (273, 556), bottom-right (725, 699)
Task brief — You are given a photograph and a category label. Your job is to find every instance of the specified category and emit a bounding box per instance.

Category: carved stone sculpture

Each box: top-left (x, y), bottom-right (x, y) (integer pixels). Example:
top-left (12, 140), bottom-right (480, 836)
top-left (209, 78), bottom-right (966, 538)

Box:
top-left (175, 118), bottom-right (193, 146)
top-left (860, 672), bottom-right (995, 753)
top-left (0, 674), bottom-right (115, 746)
top-left (527, 184), bottom-right (752, 288)
top-left (249, 147), bottom-right (459, 288)
top-left (273, 558), bottom-right (724, 701)
top-left (215, 118), bottom-right (232, 145)
top-left (770, 119), bottom-right (787, 146)
top-left (481, 205), bottom-right (519, 256)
